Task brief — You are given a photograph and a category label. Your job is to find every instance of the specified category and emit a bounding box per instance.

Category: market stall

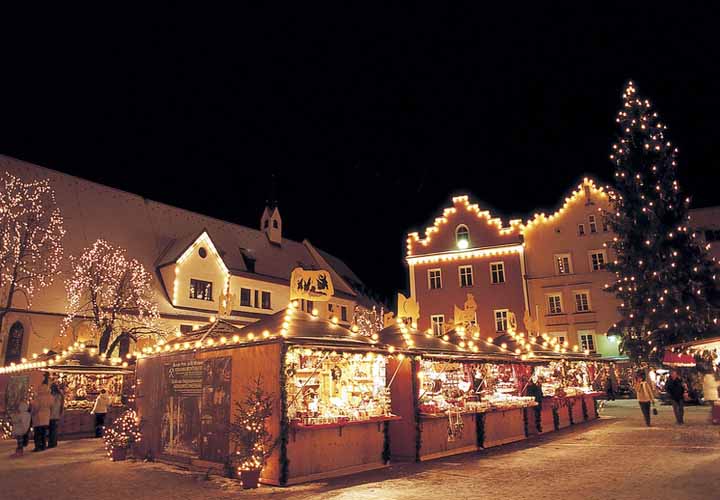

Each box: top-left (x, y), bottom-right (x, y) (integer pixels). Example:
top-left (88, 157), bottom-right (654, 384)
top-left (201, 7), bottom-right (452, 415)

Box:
top-left (0, 343), bottom-right (132, 438)
top-left (136, 305), bottom-right (396, 486)
top-left (380, 323), bottom-right (538, 461)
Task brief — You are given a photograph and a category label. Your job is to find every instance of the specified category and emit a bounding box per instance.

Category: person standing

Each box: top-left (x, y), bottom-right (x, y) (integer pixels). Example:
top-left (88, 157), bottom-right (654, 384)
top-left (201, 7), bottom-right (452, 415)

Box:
top-left (10, 401), bottom-right (32, 458)
top-left (48, 384), bottom-right (65, 448)
top-left (31, 383), bottom-right (54, 451)
top-left (665, 369), bottom-right (686, 425)
top-left (605, 374), bottom-right (616, 401)
top-left (525, 377), bottom-right (544, 432)
top-left (91, 389), bottom-right (111, 437)
top-left (633, 371), bottom-right (655, 427)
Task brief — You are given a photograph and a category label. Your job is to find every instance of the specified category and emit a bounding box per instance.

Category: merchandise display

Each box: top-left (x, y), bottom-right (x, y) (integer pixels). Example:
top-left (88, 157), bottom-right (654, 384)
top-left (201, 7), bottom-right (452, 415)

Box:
top-left (417, 360), bottom-right (536, 415)
top-left (533, 360), bottom-right (593, 397)
top-left (286, 348), bottom-right (391, 426)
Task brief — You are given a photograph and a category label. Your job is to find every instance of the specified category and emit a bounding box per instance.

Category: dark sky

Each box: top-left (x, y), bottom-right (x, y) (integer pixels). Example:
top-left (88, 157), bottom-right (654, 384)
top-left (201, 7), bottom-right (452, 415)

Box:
top-left (2, 4), bottom-right (719, 302)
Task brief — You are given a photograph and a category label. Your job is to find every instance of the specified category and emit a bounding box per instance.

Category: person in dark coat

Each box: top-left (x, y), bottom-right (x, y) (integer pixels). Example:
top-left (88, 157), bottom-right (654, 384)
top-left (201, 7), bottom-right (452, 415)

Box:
top-left (665, 369), bottom-right (686, 425)
top-left (525, 377), bottom-right (544, 432)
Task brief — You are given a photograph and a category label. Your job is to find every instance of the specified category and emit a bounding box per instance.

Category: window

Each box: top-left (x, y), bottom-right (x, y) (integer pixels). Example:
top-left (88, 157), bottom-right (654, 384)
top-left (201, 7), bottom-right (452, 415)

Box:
top-left (459, 265), bottom-right (474, 287)
top-left (455, 224), bottom-right (470, 248)
top-left (588, 215), bottom-right (598, 233)
top-left (556, 334), bottom-right (566, 346)
top-left (489, 262), bottom-right (505, 284)
top-left (273, 219), bottom-right (279, 229)
top-left (494, 309), bottom-right (509, 332)
top-left (589, 250), bottom-right (607, 271)
top-left (180, 324), bottom-right (193, 334)
top-left (305, 299), bottom-right (314, 313)
top-left (554, 254), bottom-right (573, 275)
top-left (189, 279), bottom-right (213, 301)
top-left (578, 224), bottom-right (585, 236)
top-left (547, 294), bottom-right (563, 314)
top-left (602, 219), bottom-right (609, 232)
top-left (341, 305), bottom-right (348, 322)
top-left (261, 291), bottom-right (272, 310)
top-left (574, 291), bottom-right (591, 312)
top-left (580, 333), bottom-right (596, 352)
top-left (254, 289), bottom-right (259, 308)
top-left (431, 315), bottom-right (445, 336)
top-left (263, 219), bottom-right (269, 229)
top-left (198, 247), bottom-right (207, 258)
top-left (428, 269), bottom-right (442, 290)
top-left (328, 303), bottom-right (334, 312)
top-left (240, 287), bottom-right (252, 307)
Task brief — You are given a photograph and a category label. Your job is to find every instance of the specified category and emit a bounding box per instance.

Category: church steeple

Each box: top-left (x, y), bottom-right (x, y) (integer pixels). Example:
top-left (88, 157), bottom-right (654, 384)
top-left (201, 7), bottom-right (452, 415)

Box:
top-left (260, 174), bottom-right (282, 245)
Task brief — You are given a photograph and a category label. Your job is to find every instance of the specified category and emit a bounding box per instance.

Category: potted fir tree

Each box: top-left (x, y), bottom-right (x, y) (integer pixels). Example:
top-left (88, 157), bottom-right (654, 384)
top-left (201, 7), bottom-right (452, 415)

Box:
top-left (230, 376), bottom-right (277, 489)
top-left (103, 408), bottom-right (142, 461)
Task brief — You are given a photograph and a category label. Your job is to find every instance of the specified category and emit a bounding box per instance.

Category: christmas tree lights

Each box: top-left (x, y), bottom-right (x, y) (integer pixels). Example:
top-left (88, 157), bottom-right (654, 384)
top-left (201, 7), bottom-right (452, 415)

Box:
top-left (104, 408), bottom-right (142, 460)
top-left (230, 376), bottom-right (276, 474)
top-left (604, 81), bottom-right (720, 362)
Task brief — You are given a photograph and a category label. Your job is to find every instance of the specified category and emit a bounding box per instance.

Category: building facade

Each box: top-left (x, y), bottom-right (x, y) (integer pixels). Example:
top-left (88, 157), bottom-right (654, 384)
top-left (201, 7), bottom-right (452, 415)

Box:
top-left (407, 179), bottom-right (718, 358)
top-left (0, 155), bottom-right (374, 365)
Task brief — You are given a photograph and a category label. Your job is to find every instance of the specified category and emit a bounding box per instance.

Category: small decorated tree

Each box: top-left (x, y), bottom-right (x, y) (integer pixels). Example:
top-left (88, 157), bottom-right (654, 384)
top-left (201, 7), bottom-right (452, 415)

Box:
top-left (104, 408), bottom-right (142, 461)
top-left (230, 376), bottom-right (276, 489)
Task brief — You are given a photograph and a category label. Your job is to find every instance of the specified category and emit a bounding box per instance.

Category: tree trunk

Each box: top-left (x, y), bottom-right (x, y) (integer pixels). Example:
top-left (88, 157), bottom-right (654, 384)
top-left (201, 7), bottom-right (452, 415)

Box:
top-left (99, 324), bottom-right (113, 355)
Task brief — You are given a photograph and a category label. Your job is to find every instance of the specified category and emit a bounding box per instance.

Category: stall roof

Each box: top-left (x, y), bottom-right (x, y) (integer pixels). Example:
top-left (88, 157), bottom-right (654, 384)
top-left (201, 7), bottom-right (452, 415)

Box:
top-left (378, 323), bottom-right (469, 356)
top-left (0, 343), bottom-right (133, 375)
top-left (167, 319), bottom-right (244, 346)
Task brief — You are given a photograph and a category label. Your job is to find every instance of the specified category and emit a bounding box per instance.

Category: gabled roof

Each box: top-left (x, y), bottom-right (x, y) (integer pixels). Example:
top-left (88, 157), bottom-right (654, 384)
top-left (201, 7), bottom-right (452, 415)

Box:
top-left (0, 155), bottom-right (373, 313)
top-left (167, 319), bottom-right (244, 346)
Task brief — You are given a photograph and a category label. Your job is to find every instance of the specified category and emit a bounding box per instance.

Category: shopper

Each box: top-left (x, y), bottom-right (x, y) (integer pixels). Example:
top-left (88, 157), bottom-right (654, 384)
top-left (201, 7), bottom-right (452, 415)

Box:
top-left (665, 369), bottom-right (685, 425)
top-left (31, 383), bottom-right (54, 451)
top-left (48, 384), bottom-right (65, 448)
top-left (91, 389), bottom-right (111, 437)
top-left (525, 377), bottom-right (544, 432)
top-left (605, 374), bottom-right (616, 401)
top-left (10, 401), bottom-right (32, 458)
top-left (633, 371), bottom-right (655, 427)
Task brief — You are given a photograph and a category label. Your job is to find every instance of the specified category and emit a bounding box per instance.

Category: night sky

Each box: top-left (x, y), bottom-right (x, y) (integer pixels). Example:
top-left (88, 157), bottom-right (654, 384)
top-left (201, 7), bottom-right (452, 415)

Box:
top-left (2, 4), bottom-right (719, 303)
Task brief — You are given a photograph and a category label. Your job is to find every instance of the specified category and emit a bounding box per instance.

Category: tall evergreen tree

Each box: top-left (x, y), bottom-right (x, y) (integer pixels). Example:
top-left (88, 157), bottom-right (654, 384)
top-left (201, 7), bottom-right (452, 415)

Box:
top-left (605, 81), bottom-right (719, 363)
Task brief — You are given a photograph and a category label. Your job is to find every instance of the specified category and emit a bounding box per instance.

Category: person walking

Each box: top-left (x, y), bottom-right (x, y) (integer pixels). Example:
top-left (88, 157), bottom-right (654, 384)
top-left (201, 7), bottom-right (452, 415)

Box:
top-left (633, 371), bottom-right (655, 427)
top-left (31, 383), bottom-right (54, 451)
top-left (48, 384), bottom-right (65, 448)
top-left (10, 401), bottom-right (32, 458)
top-left (665, 369), bottom-right (686, 425)
top-left (91, 389), bottom-right (111, 437)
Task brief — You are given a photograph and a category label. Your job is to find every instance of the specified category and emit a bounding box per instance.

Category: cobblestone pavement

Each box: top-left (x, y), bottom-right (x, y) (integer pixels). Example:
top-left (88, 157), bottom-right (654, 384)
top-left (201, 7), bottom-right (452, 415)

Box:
top-left (2, 400), bottom-right (719, 500)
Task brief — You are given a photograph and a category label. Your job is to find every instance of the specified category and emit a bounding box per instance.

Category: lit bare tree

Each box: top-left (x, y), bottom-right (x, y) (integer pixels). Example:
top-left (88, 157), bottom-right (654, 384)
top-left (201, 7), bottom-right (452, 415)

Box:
top-left (64, 239), bottom-right (162, 357)
top-left (0, 172), bottom-right (65, 337)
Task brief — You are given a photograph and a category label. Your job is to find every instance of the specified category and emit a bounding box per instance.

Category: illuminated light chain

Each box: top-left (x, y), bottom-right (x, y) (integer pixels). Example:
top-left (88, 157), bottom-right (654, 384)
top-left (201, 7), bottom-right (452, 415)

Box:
top-left (104, 409), bottom-right (142, 460)
top-left (406, 244), bottom-right (524, 265)
top-left (0, 171), bottom-right (65, 316)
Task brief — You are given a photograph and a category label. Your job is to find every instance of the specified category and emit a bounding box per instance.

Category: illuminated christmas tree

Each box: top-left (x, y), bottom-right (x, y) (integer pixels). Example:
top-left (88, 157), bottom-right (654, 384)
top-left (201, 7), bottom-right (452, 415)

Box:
top-left (230, 376), bottom-right (276, 474)
top-left (605, 80), bottom-right (720, 362)
top-left (104, 408), bottom-right (142, 459)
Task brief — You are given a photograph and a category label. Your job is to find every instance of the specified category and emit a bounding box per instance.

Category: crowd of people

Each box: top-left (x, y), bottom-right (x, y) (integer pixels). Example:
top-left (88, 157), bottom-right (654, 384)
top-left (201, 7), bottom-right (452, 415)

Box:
top-left (8, 380), bottom-right (111, 458)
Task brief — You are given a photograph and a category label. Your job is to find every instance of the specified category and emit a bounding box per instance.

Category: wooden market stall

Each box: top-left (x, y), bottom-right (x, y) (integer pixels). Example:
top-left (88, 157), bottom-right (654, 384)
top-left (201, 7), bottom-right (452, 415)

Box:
top-left (136, 305), bottom-right (397, 486)
top-left (380, 322), bottom-right (539, 461)
top-left (0, 343), bottom-right (132, 438)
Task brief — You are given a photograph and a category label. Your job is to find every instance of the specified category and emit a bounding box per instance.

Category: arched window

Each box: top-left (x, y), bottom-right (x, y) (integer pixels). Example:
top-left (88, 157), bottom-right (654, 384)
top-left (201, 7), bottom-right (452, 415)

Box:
top-left (4, 321), bottom-right (24, 366)
top-left (273, 219), bottom-right (279, 229)
top-left (455, 224), bottom-right (470, 249)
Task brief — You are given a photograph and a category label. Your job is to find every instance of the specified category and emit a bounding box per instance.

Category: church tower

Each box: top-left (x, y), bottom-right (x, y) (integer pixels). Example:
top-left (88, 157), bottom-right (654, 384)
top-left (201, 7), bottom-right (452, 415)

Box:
top-left (260, 204), bottom-right (282, 245)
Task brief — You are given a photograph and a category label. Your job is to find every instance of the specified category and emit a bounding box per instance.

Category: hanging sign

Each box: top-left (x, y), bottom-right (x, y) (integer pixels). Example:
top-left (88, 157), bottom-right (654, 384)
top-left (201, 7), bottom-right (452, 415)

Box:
top-left (290, 267), bottom-right (334, 301)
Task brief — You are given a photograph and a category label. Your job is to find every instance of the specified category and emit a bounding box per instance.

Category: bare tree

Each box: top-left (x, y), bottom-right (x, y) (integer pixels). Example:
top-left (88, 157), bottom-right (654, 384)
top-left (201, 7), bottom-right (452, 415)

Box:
top-left (0, 172), bottom-right (65, 340)
top-left (64, 239), bottom-right (162, 356)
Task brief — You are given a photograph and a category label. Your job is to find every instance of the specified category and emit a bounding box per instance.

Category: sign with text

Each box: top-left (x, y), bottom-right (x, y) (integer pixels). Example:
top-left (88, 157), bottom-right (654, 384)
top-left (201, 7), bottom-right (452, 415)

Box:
top-left (166, 360), bottom-right (203, 397)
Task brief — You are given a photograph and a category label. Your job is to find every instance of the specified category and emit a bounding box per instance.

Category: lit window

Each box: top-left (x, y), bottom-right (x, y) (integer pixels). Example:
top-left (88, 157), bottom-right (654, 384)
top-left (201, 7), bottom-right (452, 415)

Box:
top-left (554, 254), bottom-right (573, 275)
top-left (578, 224), bottom-right (585, 236)
top-left (189, 279), bottom-right (213, 301)
top-left (556, 334), bottom-right (566, 345)
top-left (431, 315), bottom-right (445, 336)
top-left (575, 292), bottom-right (590, 312)
top-left (588, 215), bottom-right (598, 233)
top-left (240, 287), bottom-right (252, 307)
top-left (459, 265), bottom-right (473, 287)
top-left (261, 291), bottom-right (272, 310)
top-left (494, 309), bottom-right (509, 332)
top-left (428, 269), bottom-right (442, 290)
top-left (490, 262), bottom-right (505, 284)
top-left (589, 250), bottom-right (607, 271)
top-left (547, 294), bottom-right (563, 314)
top-left (580, 333), bottom-right (596, 352)
top-left (455, 225), bottom-right (470, 249)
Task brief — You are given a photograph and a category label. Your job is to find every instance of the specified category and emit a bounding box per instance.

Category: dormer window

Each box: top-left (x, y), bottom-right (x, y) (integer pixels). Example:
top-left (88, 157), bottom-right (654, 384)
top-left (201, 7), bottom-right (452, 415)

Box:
top-left (456, 224), bottom-right (470, 249)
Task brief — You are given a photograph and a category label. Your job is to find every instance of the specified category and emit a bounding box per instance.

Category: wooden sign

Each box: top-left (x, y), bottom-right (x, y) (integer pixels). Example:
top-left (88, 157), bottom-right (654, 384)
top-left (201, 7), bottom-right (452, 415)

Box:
top-left (290, 267), bottom-right (334, 301)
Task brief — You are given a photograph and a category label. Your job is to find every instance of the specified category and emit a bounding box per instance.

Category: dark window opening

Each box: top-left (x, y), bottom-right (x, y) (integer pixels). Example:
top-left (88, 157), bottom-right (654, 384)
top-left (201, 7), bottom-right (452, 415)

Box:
top-left (189, 279), bottom-right (213, 301)
top-left (240, 288), bottom-right (252, 307)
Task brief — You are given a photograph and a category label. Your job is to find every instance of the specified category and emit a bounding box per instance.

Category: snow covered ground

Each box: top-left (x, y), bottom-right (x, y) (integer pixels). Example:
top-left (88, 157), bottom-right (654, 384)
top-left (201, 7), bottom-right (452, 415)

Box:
top-left (2, 400), bottom-right (719, 500)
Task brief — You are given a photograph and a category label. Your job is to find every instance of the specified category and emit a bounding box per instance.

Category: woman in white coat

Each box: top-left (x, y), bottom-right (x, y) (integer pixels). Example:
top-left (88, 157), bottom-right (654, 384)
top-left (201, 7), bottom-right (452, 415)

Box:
top-left (702, 372), bottom-right (719, 404)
